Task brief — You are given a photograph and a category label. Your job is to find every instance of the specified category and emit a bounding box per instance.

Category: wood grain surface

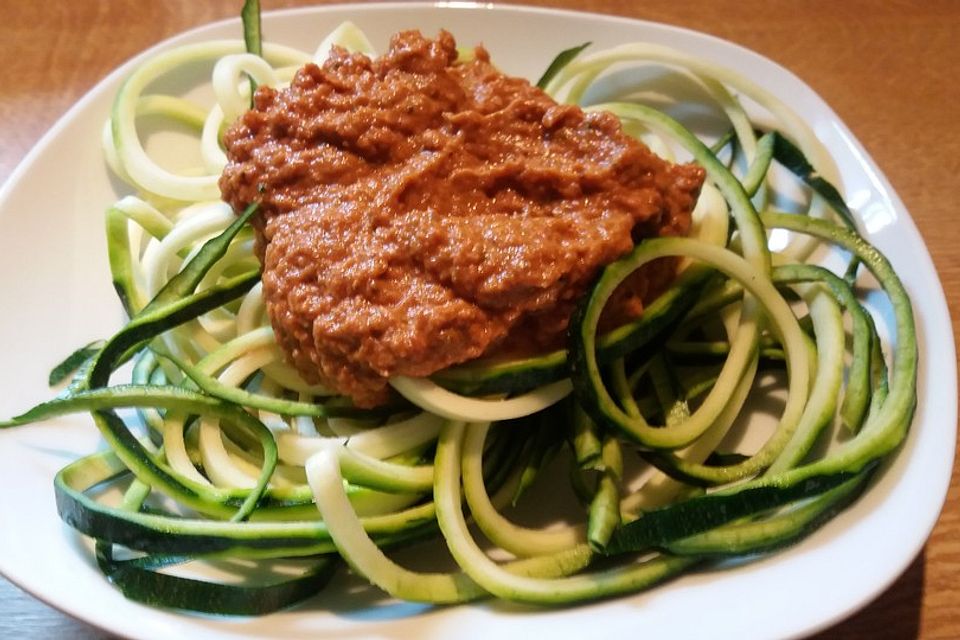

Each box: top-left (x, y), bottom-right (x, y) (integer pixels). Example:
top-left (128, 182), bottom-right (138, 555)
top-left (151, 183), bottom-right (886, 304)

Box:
top-left (1, 1), bottom-right (957, 638)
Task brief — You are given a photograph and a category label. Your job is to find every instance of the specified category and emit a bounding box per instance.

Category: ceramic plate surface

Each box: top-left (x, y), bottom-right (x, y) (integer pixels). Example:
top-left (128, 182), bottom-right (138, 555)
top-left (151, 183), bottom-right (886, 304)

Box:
top-left (0, 4), bottom-right (954, 639)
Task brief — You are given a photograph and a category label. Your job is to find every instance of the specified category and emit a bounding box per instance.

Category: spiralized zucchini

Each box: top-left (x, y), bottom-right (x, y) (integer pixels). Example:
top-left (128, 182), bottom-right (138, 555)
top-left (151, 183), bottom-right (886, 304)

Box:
top-left (0, 9), bottom-right (916, 617)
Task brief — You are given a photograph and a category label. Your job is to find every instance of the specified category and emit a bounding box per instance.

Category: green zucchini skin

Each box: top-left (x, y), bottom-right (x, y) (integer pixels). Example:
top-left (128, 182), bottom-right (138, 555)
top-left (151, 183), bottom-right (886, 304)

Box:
top-left (241, 0), bottom-right (262, 58)
top-left (594, 213), bottom-right (916, 557)
top-left (665, 471), bottom-right (871, 557)
top-left (55, 449), bottom-right (439, 557)
top-left (536, 42), bottom-right (591, 89)
top-left (770, 132), bottom-right (859, 231)
top-left (604, 466), bottom-right (869, 555)
top-left (431, 268), bottom-right (711, 396)
top-left (97, 542), bottom-right (339, 616)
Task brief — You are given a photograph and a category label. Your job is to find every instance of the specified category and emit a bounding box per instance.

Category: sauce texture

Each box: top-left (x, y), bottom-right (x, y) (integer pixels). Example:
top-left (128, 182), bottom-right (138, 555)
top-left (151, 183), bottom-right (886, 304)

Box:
top-left (220, 31), bottom-right (704, 407)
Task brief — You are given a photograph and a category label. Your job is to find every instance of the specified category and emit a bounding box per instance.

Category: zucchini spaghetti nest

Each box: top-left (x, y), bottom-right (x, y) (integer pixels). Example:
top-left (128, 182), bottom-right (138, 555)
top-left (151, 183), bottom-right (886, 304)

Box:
top-left (1, 3), bottom-right (917, 615)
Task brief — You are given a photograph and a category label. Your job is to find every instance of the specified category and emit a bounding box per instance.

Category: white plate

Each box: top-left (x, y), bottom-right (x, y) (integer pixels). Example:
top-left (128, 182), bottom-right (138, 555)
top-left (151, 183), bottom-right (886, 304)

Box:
top-left (0, 3), bottom-right (954, 639)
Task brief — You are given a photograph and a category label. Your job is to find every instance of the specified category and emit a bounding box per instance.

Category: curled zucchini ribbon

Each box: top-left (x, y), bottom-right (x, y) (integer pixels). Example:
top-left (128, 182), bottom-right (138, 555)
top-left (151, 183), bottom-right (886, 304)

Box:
top-left (0, 19), bottom-right (916, 614)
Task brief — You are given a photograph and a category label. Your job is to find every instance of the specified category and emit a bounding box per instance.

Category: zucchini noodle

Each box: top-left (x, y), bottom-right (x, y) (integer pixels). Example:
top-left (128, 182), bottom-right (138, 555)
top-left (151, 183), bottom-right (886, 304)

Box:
top-left (0, 11), bottom-right (916, 619)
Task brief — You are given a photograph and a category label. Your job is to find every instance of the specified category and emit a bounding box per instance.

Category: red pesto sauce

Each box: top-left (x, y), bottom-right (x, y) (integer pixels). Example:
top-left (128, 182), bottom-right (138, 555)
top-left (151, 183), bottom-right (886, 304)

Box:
top-left (219, 31), bottom-right (704, 407)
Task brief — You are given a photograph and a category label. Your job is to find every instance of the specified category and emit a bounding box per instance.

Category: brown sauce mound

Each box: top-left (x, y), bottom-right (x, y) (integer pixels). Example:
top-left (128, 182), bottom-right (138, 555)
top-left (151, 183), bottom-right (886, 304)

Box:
top-left (219, 31), bottom-right (705, 407)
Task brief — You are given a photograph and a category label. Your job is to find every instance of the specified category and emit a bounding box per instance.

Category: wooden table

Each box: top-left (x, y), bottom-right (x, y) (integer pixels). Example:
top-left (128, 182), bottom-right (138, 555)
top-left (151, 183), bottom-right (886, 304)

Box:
top-left (1, 1), bottom-right (957, 637)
